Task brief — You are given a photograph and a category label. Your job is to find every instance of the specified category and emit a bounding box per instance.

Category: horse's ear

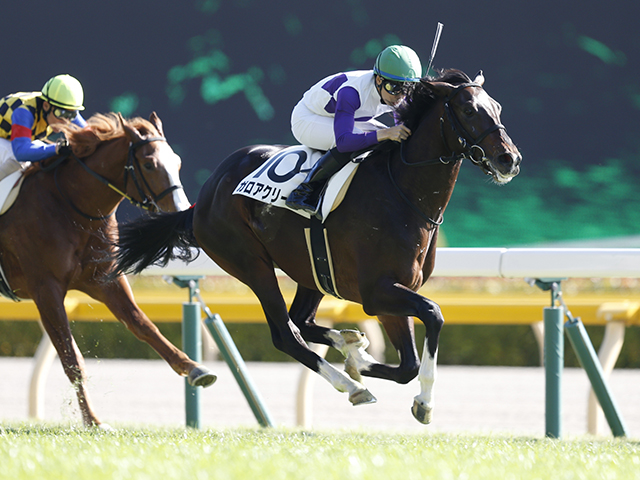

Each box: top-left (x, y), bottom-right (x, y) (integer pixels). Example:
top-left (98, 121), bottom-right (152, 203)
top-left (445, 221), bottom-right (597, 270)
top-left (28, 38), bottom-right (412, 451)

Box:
top-left (474, 70), bottom-right (485, 86)
top-left (119, 113), bottom-right (143, 144)
top-left (421, 80), bottom-right (454, 98)
top-left (149, 111), bottom-right (165, 137)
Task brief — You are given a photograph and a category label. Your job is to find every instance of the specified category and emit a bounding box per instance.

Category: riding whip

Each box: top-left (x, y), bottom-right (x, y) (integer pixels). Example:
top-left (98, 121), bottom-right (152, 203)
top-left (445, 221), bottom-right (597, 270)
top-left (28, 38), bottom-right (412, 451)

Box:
top-left (426, 22), bottom-right (444, 78)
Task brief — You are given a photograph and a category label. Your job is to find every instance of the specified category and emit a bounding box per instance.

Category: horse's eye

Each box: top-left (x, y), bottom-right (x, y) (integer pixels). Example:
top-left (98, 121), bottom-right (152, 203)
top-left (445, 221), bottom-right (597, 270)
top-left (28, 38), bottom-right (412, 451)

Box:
top-left (463, 107), bottom-right (475, 117)
top-left (144, 162), bottom-right (154, 171)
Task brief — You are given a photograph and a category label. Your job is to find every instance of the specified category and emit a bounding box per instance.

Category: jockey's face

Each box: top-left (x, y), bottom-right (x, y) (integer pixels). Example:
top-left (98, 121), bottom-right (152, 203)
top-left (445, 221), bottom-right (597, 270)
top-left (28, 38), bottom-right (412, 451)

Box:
top-left (375, 75), bottom-right (406, 107)
top-left (43, 102), bottom-right (72, 127)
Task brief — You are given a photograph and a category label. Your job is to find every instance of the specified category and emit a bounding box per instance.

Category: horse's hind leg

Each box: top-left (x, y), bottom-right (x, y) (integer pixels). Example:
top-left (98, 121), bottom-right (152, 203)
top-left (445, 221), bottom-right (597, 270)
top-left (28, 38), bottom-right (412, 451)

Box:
top-left (289, 285), bottom-right (353, 352)
top-left (87, 276), bottom-right (216, 387)
top-left (226, 263), bottom-right (376, 405)
top-left (33, 289), bottom-right (103, 427)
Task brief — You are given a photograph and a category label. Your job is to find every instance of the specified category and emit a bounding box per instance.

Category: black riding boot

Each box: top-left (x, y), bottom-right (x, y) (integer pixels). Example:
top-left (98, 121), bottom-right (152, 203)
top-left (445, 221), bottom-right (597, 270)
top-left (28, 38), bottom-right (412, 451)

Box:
top-left (285, 148), bottom-right (351, 214)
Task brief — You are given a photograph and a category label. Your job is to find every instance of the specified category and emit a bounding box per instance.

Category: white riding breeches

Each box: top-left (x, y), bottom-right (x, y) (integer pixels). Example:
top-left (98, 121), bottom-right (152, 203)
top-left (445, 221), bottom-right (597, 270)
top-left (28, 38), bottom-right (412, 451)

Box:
top-left (290, 101), bottom-right (387, 151)
top-left (0, 138), bottom-right (29, 177)
top-left (0, 138), bottom-right (15, 165)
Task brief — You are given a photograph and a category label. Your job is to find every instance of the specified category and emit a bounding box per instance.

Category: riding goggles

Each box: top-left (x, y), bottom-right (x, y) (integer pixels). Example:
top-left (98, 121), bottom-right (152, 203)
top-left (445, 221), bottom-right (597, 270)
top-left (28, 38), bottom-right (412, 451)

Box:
top-left (53, 108), bottom-right (78, 121)
top-left (382, 80), bottom-right (408, 96)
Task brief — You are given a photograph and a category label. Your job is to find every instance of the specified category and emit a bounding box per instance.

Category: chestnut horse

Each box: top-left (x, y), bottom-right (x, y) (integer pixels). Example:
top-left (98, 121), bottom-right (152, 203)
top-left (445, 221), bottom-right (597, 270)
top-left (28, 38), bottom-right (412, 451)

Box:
top-left (114, 70), bottom-right (521, 424)
top-left (0, 113), bottom-right (216, 428)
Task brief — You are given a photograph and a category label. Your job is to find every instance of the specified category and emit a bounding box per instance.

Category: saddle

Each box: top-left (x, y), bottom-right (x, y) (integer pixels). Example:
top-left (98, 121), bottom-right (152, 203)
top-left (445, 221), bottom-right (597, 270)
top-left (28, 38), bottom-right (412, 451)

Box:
top-left (233, 145), bottom-right (385, 299)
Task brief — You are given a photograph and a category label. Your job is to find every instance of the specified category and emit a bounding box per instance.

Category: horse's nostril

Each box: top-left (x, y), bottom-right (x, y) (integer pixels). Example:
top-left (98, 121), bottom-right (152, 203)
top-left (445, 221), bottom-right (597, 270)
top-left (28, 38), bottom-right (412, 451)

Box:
top-left (497, 153), bottom-right (513, 168)
top-left (497, 152), bottom-right (520, 170)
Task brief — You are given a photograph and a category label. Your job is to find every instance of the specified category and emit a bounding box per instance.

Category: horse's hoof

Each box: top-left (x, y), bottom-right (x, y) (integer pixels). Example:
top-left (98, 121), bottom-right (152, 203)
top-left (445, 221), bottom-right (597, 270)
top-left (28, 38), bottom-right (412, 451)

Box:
top-left (97, 423), bottom-right (114, 431)
top-left (411, 400), bottom-right (433, 425)
top-left (340, 329), bottom-right (370, 349)
top-left (188, 366), bottom-right (217, 388)
top-left (349, 388), bottom-right (377, 406)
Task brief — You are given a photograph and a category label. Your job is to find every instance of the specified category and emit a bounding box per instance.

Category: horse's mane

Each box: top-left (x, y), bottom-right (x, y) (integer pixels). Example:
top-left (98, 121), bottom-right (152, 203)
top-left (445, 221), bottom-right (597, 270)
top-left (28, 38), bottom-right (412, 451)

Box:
top-left (55, 113), bottom-right (159, 158)
top-left (396, 69), bottom-right (473, 131)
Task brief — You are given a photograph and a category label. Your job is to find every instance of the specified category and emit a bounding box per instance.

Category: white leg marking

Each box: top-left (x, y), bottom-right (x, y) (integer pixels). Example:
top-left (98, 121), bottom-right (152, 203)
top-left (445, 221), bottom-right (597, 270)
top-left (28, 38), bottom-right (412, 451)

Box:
top-left (317, 359), bottom-right (362, 394)
top-left (336, 329), bottom-right (377, 382)
top-left (412, 338), bottom-right (438, 424)
top-left (325, 329), bottom-right (349, 356)
top-left (317, 359), bottom-right (376, 405)
top-left (324, 329), bottom-right (379, 383)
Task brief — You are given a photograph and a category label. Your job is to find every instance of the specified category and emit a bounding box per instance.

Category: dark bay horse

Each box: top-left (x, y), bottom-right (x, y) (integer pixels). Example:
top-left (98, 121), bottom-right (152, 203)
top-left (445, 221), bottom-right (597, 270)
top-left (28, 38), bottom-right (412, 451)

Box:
top-left (0, 112), bottom-right (216, 428)
top-left (114, 70), bottom-right (521, 424)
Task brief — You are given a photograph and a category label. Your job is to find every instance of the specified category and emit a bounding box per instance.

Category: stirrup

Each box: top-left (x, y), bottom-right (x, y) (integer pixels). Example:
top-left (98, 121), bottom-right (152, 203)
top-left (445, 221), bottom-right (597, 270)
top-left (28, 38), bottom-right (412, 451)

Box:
top-left (285, 194), bottom-right (320, 214)
top-left (286, 184), bottom-right (321, 212)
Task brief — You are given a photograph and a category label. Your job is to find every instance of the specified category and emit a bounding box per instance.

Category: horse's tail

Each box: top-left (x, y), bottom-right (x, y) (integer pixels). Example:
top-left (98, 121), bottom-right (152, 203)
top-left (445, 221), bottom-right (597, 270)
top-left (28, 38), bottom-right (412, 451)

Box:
top-left (113, 208), bottom-right (199, 276)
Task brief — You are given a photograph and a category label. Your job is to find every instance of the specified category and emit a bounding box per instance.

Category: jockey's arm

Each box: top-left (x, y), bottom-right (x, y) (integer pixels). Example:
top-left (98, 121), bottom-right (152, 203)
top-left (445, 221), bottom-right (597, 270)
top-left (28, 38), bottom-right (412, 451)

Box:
top-left (10, 108), bottom-right (56, 162)
top-left (334, 87), bottom-right (410, 151)
top-left (72, 112), bottom-right (87, 128)
top-left (333, 87), bottom-right (379, 153)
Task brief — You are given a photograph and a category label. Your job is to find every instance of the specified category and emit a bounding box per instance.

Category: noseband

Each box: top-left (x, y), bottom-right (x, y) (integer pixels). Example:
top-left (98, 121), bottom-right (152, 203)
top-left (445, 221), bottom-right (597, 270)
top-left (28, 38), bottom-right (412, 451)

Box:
top-left (55, 136), bottom-right (183, 221)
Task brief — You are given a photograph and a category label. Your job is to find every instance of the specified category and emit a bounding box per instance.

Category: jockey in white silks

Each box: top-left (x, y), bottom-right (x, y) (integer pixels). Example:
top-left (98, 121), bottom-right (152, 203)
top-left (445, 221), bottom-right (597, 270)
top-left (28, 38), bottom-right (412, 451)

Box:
top-left (286, 45), bottom-right (423, 215)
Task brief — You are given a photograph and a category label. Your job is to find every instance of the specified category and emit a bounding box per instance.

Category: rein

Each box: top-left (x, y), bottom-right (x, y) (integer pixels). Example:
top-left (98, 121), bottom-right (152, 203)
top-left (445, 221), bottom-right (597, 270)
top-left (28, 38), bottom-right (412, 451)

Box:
top-left (55, 136), bottom-right (182, 221)
top-left (388, 82), bottom-right (506, 226)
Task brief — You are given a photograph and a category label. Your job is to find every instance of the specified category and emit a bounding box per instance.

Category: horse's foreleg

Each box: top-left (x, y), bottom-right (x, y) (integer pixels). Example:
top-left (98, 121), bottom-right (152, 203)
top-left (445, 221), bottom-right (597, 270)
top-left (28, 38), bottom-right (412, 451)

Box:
top-left (344, 314), bottom-right (420, 385)
top-left (34, 293), bottom-right (102, 427)
top-left (412, 338), bottom-right (438, 424)
top-left (360, 282), bottom-right (444, 423)
top-left (91, 277), bottom-right (216, 388)
top-left (288, 286), bottom-right (376, 384)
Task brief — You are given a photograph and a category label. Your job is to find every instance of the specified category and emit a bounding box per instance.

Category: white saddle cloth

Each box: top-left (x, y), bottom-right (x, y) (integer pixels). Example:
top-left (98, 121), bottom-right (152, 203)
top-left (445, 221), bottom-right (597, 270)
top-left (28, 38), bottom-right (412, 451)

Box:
top-left (232, 145), bottom-right (359, 222)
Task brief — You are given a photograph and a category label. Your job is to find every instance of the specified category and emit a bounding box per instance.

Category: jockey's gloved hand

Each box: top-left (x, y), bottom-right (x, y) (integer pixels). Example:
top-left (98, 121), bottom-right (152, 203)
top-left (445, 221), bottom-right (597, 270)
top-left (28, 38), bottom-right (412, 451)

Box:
top-left (56, 137), bottom-right (72, 157)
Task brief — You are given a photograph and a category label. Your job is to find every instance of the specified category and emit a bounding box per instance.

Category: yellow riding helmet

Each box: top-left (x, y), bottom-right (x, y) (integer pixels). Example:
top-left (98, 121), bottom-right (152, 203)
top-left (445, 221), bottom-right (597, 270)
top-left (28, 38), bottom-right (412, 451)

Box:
top-left (41, 74), bottom-right (85, 110)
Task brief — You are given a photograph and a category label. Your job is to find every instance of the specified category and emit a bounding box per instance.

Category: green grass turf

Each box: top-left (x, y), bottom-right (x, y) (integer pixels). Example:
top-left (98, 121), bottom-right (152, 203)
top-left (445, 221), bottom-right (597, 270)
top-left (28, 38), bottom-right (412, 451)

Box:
top-left (1, 424), bottom-right (639, 479)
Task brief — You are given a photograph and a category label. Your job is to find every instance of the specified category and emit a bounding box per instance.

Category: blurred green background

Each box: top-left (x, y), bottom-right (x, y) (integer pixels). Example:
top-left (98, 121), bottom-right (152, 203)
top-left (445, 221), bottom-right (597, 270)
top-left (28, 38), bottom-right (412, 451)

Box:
top-left (5, 0), bottom-right (640, 247)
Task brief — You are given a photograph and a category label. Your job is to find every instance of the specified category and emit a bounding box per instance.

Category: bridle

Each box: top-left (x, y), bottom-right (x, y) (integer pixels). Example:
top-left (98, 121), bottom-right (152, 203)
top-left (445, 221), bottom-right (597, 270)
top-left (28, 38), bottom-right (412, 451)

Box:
top-left (388, 82), bottom-right (507, 226)
top-left (51, 136), bottom-right (183, 221)
top-left (397, 82), bottom-right (507, 168)
top-left (441, 83), bottom-right (506, 168)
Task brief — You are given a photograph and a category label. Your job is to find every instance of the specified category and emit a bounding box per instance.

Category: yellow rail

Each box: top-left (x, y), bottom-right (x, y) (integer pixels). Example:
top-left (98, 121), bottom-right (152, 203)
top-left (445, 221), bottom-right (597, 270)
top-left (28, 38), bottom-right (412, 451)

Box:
top-left (2, 288), bottom-right (639, 326)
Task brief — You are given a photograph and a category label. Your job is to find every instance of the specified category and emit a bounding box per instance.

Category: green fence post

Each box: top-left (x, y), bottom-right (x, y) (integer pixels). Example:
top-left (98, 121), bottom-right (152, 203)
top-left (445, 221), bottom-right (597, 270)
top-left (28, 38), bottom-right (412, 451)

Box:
top-left (565, 318), bottom-right (627, 437)
top-left (169, 274), bottom-right (273, 428)
top-left (171, 275), bottom-right (206, 429)
top-left (544, 305), bottom-right (564, 438)
top-left (182, 300), bottom-right (202, 428)
top-left (204, 313), bottom-right (274, 427)
top-left (532, 278), bottom-right (566, 439)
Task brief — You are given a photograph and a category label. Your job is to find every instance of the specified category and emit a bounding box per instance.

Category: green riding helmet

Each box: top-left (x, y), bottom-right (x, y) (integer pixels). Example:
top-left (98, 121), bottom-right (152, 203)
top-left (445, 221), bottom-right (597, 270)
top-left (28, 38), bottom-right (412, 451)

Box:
top-left (41, 74), bottom-right (85, 110)
top-left (373, 45), bottom-right (422, 82)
